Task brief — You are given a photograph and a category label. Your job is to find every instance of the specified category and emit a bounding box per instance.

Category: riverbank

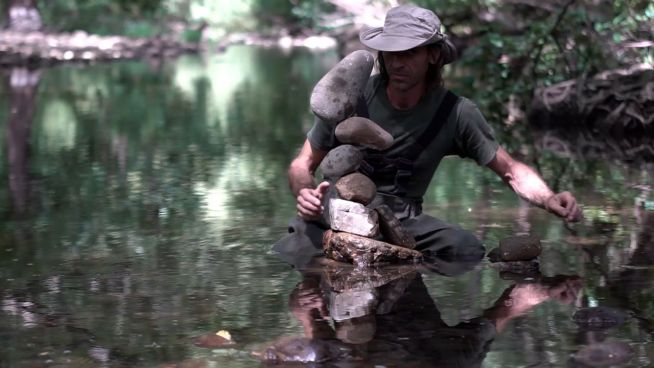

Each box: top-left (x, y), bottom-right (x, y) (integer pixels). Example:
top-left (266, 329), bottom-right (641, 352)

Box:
top-left (0, 30), bottom-right (202, 67)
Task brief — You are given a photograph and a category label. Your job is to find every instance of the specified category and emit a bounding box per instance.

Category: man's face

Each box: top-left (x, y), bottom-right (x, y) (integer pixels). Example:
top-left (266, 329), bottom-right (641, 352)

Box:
top-left (382, 46), bottom-right (437, 91)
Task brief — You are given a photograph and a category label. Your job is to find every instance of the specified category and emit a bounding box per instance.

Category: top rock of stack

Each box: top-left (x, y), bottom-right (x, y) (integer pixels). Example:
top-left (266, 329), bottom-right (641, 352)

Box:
top-left (310, 50), bottom-right (375, 124)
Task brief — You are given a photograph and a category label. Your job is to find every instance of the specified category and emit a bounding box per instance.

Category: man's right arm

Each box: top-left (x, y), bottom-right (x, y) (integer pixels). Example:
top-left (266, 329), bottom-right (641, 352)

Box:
top-left (288, 139), bottom-right (329, 220)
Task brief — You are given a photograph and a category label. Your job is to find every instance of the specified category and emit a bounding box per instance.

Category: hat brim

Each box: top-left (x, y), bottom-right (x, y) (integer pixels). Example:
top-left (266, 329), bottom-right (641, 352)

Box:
top-left (359, 26), bottom-right (439, 52)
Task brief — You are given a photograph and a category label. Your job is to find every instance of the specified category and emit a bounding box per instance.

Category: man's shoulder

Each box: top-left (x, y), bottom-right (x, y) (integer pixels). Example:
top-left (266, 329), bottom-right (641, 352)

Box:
top-left (363, 74), bottom-right (383, 99)
top-left (447, 94), bottom-right (482, 121)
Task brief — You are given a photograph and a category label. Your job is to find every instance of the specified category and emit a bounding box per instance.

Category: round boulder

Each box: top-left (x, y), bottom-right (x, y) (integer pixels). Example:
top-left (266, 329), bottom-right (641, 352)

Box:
top-left (319, 145), bottom-right (363, 179)
top-left (335, 117), bottom-right (393, 150)
top-left (335, 173), bottom-right (377, 205)
top-left (310, 50), bottom-right (375, 124)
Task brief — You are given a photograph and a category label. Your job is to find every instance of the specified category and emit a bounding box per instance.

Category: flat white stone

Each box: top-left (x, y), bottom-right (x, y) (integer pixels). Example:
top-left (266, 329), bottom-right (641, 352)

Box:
top-left (329, 198), bottom-right (379, 237)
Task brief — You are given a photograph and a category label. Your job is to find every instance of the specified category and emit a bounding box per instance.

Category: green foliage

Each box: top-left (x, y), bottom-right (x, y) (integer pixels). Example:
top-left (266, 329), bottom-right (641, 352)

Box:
top-left (40, 0), bottom-right (166, 35)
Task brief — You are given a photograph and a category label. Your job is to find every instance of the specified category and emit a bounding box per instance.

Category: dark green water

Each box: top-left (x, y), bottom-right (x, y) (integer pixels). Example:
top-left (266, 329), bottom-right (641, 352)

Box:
top-left (0, 46), bottom-right (652, 367)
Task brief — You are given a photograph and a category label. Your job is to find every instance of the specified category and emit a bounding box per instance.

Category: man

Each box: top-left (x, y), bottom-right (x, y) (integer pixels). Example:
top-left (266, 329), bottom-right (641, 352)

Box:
top-left (280, 5), bottom-right (581, 265)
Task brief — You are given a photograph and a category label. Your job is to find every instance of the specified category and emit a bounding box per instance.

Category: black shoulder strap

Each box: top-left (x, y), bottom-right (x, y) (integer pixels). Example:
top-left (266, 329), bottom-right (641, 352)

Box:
top-left (401, 90), bottom-right (459, 161)
top-left (356, 94), bottom-right (369, 118)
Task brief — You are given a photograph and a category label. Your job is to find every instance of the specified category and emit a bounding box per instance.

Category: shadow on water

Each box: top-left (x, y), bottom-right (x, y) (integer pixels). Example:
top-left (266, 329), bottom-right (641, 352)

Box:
top-left (0, 45), bottom-right (653, 367)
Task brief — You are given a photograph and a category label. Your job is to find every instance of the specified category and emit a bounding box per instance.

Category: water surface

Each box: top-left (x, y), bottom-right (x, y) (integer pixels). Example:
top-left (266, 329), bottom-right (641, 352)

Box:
top-left (0, 45), bottom-right (653, 367)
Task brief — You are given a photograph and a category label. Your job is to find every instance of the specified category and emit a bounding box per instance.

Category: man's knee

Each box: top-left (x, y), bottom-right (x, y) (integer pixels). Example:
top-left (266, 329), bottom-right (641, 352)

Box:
top-left (416, 225), bottom-right (485, 261)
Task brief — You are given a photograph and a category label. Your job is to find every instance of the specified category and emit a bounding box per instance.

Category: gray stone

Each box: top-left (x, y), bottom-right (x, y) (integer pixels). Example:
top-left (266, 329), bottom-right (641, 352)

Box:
top-left (335, 117), bottom-right (393, 150)
top-left (319, 145), bottom-right (363, 179)
top-left (374, 204), bottom-right (417, 249)
top-left (310, 50), bottom-right (375, 124)
top-left (335, 173), bottom-right (377, 205)
top-left (329, 198), bottom-right (379, 238)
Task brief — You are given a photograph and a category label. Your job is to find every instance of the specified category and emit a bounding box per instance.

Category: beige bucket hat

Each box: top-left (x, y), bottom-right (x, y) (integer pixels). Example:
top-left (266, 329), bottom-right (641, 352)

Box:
top-left (359, 5), bottom-right (457, 64)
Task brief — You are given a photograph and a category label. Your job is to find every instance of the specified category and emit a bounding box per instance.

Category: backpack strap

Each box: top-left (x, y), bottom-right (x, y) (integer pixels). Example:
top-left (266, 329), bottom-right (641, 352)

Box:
top-left (359, 90), bottom-right (460, 198)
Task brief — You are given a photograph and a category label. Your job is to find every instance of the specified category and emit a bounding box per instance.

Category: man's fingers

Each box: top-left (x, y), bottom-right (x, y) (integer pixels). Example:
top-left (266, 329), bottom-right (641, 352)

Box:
top-left (297, 195), bottom-right (321, 212)
top-left (567, 202), bottom-right (581, 222)
top-left (546, 197), bottom-right (567, 218)
top-left (314, 181), bottom-right (330, 198)
top-left (299, 189), bottom-right (322, 207)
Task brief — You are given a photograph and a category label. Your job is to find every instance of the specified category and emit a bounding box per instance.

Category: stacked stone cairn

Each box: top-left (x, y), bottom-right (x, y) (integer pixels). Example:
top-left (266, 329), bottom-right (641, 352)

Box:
top-left (309, 50), bottom-right (422, 268)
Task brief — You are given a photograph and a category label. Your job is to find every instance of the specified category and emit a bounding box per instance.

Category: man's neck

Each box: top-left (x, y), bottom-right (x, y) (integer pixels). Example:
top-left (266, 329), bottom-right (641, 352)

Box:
top-left (386, 81), bottom-right (427, 110)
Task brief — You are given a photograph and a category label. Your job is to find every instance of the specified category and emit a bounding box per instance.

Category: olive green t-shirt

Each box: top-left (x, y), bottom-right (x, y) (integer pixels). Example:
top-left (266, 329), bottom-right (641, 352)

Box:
top-left (307, 75), bottom-right (499, 199)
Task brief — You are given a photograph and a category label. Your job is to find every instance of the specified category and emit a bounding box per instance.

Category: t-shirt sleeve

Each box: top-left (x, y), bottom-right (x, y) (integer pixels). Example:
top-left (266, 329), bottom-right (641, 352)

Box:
top-left (453, 97), bottom-right (499, 166)
top-left (307, 116), bottom-right (337, 151)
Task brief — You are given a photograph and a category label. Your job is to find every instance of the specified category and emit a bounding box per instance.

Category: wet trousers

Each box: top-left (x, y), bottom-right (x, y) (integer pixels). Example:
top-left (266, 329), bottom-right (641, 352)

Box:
top-left (273, 212), bottom-right (486, 272)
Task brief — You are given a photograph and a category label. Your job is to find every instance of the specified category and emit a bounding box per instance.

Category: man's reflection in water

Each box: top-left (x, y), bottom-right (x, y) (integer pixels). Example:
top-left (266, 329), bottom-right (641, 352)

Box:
top-left (271, 252), bottom-right (581, 367)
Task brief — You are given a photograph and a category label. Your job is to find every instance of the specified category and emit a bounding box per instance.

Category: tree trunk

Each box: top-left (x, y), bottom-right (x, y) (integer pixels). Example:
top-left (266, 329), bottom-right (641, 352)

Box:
top-left (7, 0), bottom-right (41, 32)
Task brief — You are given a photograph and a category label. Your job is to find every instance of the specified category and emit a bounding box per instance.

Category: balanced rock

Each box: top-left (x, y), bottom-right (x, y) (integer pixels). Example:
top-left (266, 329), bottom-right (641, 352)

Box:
top-left (335, 173), bottom-right (377, 205)
top-left (319, 145), bottom-right (363, 179)
top-left (375, 204), bottom-right (417, 249)
top-left (310, 50), bottom-right (375, 124)
top-left (323, 230), bottom-right (423, 268)
top-left (329, 198), bottom-right (379, 238)
top-left (335, 117), bottom-right (393, 150)
top-left (492, 234), bottom-right (542, 262)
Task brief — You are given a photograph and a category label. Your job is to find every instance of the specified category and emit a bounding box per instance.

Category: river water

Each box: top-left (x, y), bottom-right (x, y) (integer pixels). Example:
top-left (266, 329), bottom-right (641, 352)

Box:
top-left (0, 46), bottom-right (652, 367)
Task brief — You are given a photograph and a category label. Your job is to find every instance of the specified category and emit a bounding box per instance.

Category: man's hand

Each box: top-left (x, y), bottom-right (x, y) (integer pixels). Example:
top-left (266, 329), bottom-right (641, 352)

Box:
top-left (296, 181), bottom-right (330, 221)
top-left (545, 191), bottom-right (583, 222)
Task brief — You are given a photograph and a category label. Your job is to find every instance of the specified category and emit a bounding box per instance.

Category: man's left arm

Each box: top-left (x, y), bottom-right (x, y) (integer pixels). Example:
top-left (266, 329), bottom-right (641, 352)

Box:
top-left (487, 146), bottom-right (582, 222)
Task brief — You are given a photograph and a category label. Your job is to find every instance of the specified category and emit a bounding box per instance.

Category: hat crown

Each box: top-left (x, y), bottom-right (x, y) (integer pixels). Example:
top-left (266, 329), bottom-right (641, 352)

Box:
top-left (383, 5), bottom-right (441, 38)
top-left (359, 4), bottom-right (456, 62)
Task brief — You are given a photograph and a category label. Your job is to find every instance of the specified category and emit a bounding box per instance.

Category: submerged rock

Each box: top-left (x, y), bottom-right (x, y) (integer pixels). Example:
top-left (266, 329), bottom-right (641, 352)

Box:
top-left (572, 340), bottom-right (634, 367)
top-left (573, 306), bottom-right (629, 331)
top-left (319, 145), bottom-right (363, 179)
top-left (310, 50), bottom-right (375, 124)
top-left (335, 173), bottom-right (377, 205)
top-left (335, 116), bottom-right (393, 150)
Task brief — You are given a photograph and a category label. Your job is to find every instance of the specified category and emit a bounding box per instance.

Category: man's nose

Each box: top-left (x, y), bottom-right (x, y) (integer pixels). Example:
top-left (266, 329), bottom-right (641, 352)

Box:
top-left (387, 54), bottom-right (404, 69)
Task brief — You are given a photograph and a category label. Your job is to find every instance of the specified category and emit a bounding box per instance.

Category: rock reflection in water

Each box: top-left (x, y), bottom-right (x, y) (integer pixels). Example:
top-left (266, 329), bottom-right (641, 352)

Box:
top-left (262, 254), bottom-right (583, 367)
top-left (572, 340), bottom-right (634, 367)
top-left (573, 306), bottom-right (629, 331)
